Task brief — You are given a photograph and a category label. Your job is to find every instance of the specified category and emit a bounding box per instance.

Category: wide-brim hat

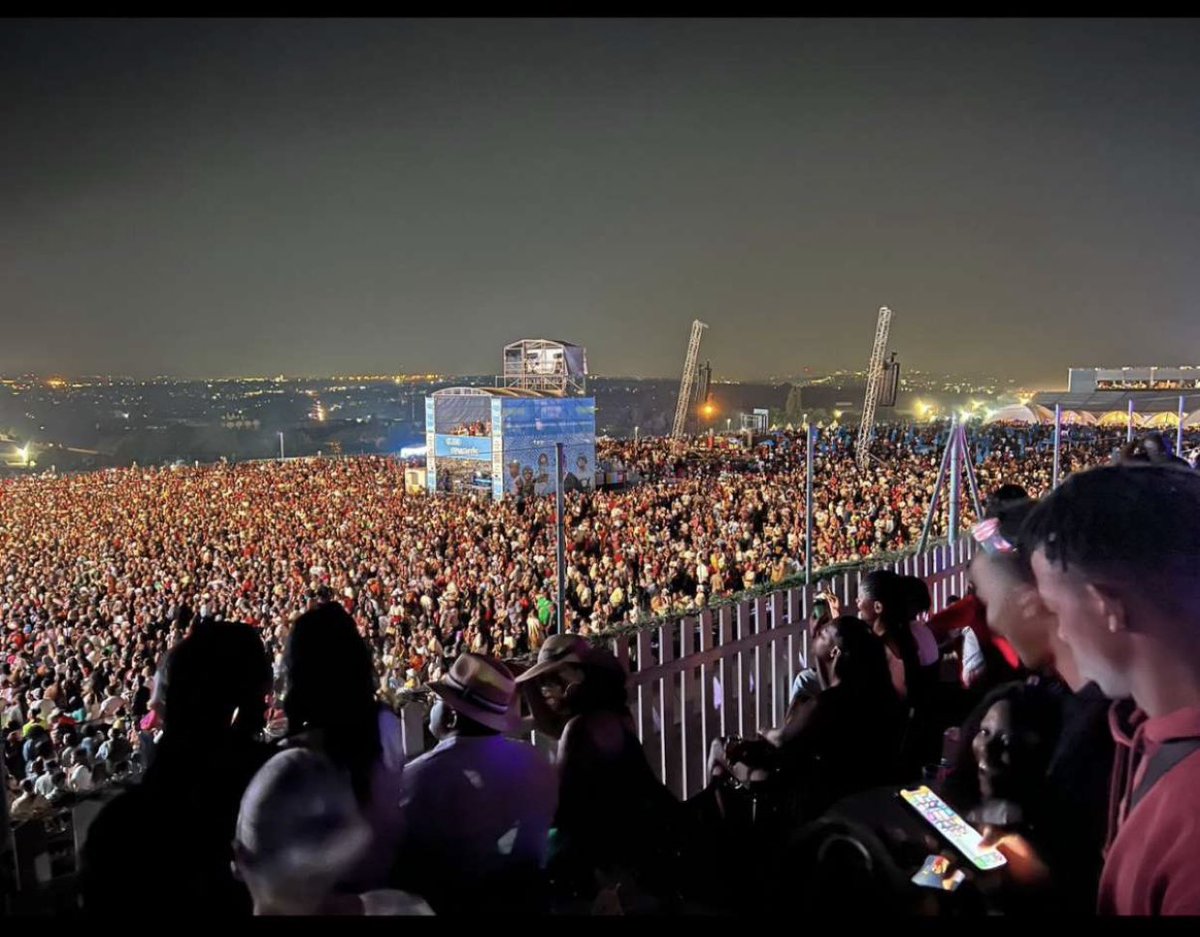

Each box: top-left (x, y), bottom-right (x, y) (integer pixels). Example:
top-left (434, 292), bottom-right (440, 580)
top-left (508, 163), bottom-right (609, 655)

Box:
top-left (513, 633), bottom-right (625, 685)
top-left (428, 653), bottom-right (519, 733)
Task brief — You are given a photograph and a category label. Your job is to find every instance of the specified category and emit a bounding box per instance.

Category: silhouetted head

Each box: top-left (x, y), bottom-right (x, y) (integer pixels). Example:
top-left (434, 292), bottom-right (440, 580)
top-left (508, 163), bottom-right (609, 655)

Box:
top-left (163, 621), bottom-right (271, 744)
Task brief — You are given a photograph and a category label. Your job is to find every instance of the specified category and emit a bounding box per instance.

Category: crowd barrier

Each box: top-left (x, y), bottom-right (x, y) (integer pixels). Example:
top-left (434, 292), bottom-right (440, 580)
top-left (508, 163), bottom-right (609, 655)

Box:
top-left (398, 535), bottom-right (977, 800)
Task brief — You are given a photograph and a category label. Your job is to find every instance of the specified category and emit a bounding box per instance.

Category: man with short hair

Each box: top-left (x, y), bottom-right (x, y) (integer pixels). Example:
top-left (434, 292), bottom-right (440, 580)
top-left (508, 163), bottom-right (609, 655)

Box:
top-left (393, 653), bottom-right (557, 914)
top-left (1025, 463), bottom-right (1200, 915)
top-left (234, 748), bottom-right (432, 916)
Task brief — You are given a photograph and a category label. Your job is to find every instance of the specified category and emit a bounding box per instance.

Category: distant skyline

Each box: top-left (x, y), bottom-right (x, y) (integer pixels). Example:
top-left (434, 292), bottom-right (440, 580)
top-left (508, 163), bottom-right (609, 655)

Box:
top-left (3, 19), bottom-right (1197, 385)
top-left (0, 367), bottom-right (1065, 392)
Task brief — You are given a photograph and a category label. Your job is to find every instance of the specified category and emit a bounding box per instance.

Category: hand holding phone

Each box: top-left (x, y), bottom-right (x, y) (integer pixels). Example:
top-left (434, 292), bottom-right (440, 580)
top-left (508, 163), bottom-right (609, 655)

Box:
top-left (911, 854), bottom-right (966, 891)
top-left (978, 829), bottom-right (1050, 887)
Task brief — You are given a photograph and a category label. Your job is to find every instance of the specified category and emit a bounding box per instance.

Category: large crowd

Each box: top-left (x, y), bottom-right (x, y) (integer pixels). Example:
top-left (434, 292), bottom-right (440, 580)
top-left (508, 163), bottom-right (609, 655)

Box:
top-left (4, 423), bottom-right (1200, 915)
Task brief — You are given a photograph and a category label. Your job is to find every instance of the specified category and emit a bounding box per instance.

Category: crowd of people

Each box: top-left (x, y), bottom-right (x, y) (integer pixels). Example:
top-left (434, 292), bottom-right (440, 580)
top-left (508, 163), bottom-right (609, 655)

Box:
top-left (4, 423), bottom-right (1199, 915)
top-left (3, 424), bottom-right (1195, 793)
top-left (448, 420), bottom-right (490, 437)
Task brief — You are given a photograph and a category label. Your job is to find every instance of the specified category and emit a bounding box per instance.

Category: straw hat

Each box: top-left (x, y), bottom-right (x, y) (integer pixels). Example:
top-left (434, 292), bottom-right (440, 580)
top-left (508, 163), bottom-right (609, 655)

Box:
top-left (428, 653), bottom-right (519, 733)
top-left (514, 633), bottom-right (625, 685)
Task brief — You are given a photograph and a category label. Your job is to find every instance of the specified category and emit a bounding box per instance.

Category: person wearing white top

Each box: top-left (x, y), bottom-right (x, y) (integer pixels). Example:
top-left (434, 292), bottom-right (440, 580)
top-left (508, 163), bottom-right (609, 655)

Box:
top-left (68, 760), bottom-right (95, 793)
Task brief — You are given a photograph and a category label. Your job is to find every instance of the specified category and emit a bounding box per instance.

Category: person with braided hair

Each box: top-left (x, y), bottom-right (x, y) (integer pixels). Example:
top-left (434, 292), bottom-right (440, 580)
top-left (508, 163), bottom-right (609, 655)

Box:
top-left (1026, 463), bottom-right (1200, 915)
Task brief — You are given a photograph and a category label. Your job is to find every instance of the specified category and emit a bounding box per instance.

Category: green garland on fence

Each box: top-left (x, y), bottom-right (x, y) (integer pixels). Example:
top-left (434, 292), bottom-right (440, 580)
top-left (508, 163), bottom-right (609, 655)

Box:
top-left (586, 536), bottom-right (956, 644)
top-left (384, 535), bottom-right (963, 702)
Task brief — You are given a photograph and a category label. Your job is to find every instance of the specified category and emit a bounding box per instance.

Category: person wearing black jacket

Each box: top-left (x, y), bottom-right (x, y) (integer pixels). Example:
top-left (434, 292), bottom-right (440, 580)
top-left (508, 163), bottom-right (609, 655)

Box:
top-left (80, 621), bottom-right (273, 916)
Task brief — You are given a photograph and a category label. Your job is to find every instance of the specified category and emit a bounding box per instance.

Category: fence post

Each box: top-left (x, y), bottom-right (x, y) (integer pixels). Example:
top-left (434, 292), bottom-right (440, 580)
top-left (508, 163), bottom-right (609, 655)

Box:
top-left (1052, 404), bottom-right (1062, 489)
top-left (698, 609), bottom-right (716, 794)
top-left (400, 701), bottom-right (427, 760)
top-left (736, 601), bottom-right (750, 738)
top-left (805, 423), bottom-right (815, 584)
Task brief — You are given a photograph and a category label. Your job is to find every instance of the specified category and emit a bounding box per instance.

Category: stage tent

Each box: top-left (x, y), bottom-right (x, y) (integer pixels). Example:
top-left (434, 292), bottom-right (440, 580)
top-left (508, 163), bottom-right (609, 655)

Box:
top-left (1097, 410), bottom-right (1148, 428)
top-left (1060, 410), bottom-right (1097, 426)
top-left (1143, 411), bottom-right (1181, 429)
top-left (983, 403), bottom-right (1054, 425)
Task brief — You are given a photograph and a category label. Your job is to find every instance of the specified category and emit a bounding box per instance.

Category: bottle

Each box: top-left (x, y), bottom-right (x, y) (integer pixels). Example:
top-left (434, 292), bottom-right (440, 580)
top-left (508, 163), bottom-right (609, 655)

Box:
top-left (935, 726), bottom-right (961, 788)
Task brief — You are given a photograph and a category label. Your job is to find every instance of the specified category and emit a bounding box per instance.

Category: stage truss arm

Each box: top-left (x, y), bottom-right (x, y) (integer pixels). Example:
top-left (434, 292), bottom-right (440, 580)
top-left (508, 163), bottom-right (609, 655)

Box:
top-left (671, 320), bottom-right (708, 438)
top-left (856, 306), bottom-right (893, 469)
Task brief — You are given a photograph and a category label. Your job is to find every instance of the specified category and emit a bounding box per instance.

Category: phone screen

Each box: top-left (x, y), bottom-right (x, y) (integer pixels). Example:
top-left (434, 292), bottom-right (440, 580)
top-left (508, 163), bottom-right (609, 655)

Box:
top-left (900, 786), bottom-right (1007, 871)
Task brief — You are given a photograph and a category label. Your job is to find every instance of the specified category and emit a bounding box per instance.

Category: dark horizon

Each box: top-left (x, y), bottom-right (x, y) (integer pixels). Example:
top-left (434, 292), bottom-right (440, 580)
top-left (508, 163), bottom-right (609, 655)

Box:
top-left (0, 368), bottom-right (1038, 387)
top-left (3, 18), bottom-right (1197, 387)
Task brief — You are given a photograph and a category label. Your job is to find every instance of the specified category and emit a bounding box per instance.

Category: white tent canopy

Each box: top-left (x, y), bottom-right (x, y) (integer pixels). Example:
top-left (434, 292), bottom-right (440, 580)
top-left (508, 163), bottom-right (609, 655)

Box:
top-left (984, 403), bottom-right (1054, 425)
top-left (1143, 411), bottom-right (1182, 429)
top-left (1060, 409), bottom-right (1097, 426)
top-left (1097, 410), bottom-right (1148, 428)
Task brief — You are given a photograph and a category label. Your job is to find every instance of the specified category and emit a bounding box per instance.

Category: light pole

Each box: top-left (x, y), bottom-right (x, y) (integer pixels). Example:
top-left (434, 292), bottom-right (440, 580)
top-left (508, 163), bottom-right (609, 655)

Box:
top-left (805, 423), bottom-right (815, 584)
top-left (555, 443), bottom-right (566, 636)
top-left (278, 432), bottom-right (285, 460)
top-left (1052, 404), bottom-right (1062, 489)
top-left (948, 416), bottom-right (962, 542)
top-left (634, 425), bottom-right (639, 443)
top-left (1178, 395), bottom-right (1185, 458)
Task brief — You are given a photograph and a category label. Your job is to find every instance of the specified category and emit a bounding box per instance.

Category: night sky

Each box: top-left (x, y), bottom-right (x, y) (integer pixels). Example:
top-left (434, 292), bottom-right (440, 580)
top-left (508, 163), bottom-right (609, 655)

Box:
top-left (2, 18), bottom-right (1197, 385)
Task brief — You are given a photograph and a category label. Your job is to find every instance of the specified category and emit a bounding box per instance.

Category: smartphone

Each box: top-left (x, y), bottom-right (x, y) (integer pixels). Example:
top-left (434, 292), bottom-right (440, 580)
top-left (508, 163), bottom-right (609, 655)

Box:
top-left (911, 854), bottom-right (966, 892)
top-left (899, 786), bottom-right (1007, 871)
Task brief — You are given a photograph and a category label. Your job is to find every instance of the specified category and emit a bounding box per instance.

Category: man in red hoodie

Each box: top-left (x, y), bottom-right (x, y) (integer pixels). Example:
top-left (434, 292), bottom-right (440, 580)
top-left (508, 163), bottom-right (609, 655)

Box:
top-left (1025, 463), bottom-right (1200, 915)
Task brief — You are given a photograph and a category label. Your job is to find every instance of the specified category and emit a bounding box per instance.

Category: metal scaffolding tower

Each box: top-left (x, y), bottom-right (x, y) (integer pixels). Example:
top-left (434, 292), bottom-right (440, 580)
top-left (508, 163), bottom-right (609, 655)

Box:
top-left (856, 306), bottom-right (893, 469)
top-left (671, 320), bottom-right (708, 438)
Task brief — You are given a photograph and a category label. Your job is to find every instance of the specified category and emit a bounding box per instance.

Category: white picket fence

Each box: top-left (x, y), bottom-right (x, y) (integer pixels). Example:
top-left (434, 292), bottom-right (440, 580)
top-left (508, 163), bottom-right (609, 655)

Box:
top-left (397, 536), bottom-right (977, 800)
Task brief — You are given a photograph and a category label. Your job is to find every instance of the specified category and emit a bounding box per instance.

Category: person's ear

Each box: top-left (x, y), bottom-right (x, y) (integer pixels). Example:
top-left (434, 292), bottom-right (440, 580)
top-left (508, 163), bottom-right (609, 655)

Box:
top-left (1085, 583), bottom-right (1129, 635)
top-left (872, 600), bottom-right (884, 617)
top-left (231, 841), bottom-right (249, 883)
top-left (1013, 584), bottom-right (1046, 622)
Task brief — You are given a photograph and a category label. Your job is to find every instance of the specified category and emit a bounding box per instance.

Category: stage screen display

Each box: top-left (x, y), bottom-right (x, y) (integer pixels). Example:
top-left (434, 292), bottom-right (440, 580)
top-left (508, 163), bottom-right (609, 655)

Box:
top-left (427, 394), bottom-right (596, 499)
top-left (499, 440), bottom-right (597, 498)
top-left (501, 398), bottom-right (595, 442)
top-left (432, 395), bottom-right (491, 436)
top-left (499, 397), bottom-right (597, 498)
